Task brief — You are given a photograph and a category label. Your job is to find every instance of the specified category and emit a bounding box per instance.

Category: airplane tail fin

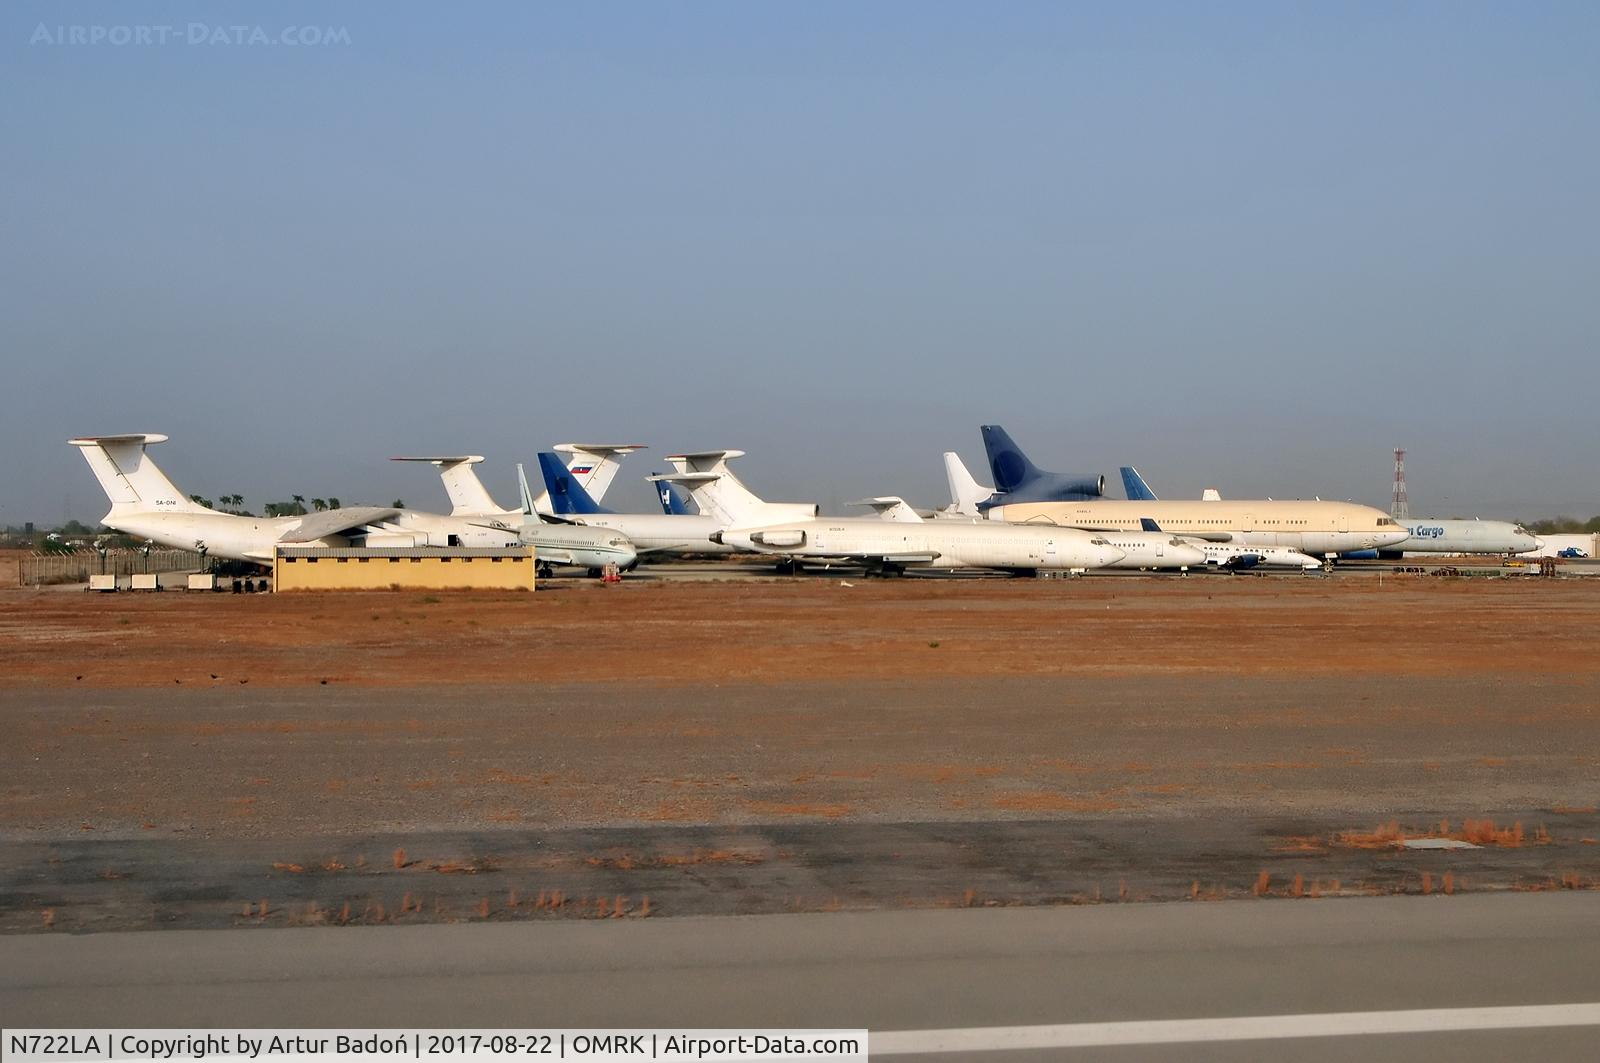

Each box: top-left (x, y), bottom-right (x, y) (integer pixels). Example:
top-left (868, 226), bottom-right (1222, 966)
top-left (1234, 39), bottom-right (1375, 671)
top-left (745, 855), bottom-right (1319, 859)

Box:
top-left (652, 451), bottom-right (817, 526)
top-left (390, 456), bottom-right (512, 516)
top-left (942, 452), bottom-right (990, 516)
top-left (538, 452), bottom-right (610, 515)
top-left (654, 475), bottom-right (697, 515)
top-left (980, 425), bottom-right (1043, 494)
top-left (516, 463), bottom-right (538, 517)
top-left (551, 443), bottom-right (646, 503)
top-left (68, 434), bottom-right (208, 514)
top-left (979, 424), bottom-right (1104, 503)
top-left (1121, 466), bottom-right (1159, 502)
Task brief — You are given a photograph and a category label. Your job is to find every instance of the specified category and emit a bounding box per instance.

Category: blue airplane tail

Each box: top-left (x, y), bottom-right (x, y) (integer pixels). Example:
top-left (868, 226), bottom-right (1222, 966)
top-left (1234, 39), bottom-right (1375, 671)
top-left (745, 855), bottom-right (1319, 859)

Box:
top-left (538, 452), bottom-right (610, 515)
top-left (1121, 466), bottom-right (1159, 502)
top-left (654, 474), bottom-right (697, 515)
top-left (978, 425), bottom-right (1105, 508)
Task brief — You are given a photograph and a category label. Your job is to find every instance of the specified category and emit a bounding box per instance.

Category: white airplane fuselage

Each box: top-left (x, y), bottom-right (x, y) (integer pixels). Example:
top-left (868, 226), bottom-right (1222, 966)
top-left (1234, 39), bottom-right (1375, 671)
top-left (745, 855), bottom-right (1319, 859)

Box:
top-left (1191, 541), bottom-right (1323, 569)
top-left (1387, 519), bottom-right (1541, 556)
top-left (551, 513), bottom-right (736, 556)
top-left (101, 508), bottom-right (522, 564)
top-left (1093, 531), bottom-right (1207, 570)
top-left (717, 517), bottom-right (1125, 571)
top-left (988, 499), bottom-right (1409, 556)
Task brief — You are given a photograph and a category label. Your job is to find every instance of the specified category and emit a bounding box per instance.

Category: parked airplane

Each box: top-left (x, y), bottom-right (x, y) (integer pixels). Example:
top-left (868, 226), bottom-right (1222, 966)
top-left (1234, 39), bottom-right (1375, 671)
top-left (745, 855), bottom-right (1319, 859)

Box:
top-left (70, 434), bottom-right (524, 564)
top-left (1137, 520), bottom-right (1321, 570)
top-left (391, 453), bottom-right (641, 575)
top-left (509, 465), bottom-right (638, 575)
top-left (979, 429), bottom-right (1410, 556)
top-left (536, 452), bottom-right (735, 556)
top-left (1341, 519), bottom-right (1541, 560)
top-left (654, 459), bottom-right (1126, 575)
top-left (1122, 464), bottom-right (1539, 559)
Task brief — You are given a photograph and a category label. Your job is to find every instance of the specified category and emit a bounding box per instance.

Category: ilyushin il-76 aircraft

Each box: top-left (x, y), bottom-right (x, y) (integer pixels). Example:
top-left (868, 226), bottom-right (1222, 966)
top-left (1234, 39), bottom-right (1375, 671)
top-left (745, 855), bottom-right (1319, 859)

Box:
top-left (69, 434), bottom-right (525, 564)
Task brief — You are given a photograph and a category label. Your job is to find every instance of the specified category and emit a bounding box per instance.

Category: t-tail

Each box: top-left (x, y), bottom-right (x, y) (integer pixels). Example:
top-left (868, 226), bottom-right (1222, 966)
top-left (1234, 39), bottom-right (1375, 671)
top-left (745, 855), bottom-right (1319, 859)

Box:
top-left (69, 434), bottom-right (209, 516)
top-left (390, 456), bottom-right (515, 516)
top-left (538, 452), bottom-right (611, 515)
top-left (648, 451), bottom-right (816, 526)
top-left (1122, 466), bottom-right (1159, 502)
top-left (978, 425), bottom-right (1104, 508)
top-left (550, 443), bottom-right (646, 504)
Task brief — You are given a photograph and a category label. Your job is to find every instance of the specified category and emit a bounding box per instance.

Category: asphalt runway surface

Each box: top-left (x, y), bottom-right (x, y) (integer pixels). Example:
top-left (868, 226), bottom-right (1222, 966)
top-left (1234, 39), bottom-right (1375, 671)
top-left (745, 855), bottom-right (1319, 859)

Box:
top-left (6, 893), bottom-right (1600, 1061)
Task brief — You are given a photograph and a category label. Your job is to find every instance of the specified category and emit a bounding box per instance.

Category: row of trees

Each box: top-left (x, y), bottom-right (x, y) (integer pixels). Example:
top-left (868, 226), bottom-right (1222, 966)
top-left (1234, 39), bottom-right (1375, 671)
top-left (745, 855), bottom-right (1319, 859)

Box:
top-left (1521, 515), bottom-right (1600, 535)
top-left (185, 494), bottom-right (404, 517)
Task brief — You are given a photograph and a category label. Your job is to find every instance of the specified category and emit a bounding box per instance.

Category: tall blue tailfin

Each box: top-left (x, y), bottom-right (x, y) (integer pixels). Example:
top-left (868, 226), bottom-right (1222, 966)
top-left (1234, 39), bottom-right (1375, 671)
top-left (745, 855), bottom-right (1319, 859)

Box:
top-left (1121, 466), bottom-right (1159, 501)
top-left (977, 425), bottom-right (1105, 508)
top-left (538, 452), bottom-right (610, 515)
top-left (654, 474), bottom-right (697, 515)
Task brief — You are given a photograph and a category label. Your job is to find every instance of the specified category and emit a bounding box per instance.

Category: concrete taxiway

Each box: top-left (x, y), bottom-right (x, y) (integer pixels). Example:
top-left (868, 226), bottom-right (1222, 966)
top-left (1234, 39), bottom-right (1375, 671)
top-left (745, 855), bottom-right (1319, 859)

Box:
top-left (6, 893), bottom-right (1600, 1061)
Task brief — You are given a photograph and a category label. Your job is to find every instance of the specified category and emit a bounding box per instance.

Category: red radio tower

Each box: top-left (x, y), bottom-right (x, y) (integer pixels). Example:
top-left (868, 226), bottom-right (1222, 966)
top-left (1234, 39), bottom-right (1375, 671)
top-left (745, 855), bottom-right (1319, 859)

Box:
top-left (1392, 447), bottom-right (1409, 520)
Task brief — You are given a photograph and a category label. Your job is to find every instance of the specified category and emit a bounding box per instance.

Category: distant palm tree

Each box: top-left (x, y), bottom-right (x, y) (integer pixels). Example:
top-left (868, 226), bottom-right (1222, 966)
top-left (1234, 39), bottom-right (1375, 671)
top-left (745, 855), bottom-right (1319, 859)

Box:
top-left (190, 494), bottom-right (214, 509)
top-left (311, 498), bottom-right (328, 512)
top-left (391, 499), bottom-right (404, 509)
top-left (327, 497), bottom-right (341, 510)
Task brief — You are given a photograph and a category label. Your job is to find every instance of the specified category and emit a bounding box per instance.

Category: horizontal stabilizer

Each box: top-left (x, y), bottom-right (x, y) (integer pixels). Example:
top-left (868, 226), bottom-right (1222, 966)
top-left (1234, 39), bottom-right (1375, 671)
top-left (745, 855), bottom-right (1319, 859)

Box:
top-left (849, 496), bottom-right (925, 523)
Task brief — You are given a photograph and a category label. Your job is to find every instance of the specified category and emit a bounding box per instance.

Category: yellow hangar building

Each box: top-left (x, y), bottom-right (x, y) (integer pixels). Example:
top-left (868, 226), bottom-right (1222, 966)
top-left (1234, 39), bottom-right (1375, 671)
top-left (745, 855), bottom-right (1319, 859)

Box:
top-left (272, 546), bottom-right (536, 592)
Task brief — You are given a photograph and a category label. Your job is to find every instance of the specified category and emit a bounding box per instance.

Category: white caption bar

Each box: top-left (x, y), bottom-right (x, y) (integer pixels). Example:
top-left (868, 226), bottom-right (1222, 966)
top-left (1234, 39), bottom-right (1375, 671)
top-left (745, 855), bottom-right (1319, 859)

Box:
top-left (1, 1031), bottom-right (867, 1063)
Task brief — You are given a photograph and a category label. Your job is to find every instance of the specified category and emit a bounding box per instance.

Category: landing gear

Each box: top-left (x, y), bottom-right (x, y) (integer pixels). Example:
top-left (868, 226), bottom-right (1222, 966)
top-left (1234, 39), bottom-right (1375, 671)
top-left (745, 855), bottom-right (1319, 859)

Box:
top-left (536, 562), bottom-right (554, 580)
top-left (775, 558), bottom-right (805, 575)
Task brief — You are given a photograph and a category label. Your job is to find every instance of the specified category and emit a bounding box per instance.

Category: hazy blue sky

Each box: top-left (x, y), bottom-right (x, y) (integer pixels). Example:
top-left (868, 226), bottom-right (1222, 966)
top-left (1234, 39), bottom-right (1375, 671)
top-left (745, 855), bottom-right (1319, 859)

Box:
top-left (4, 1), bottom-right (1597, 524)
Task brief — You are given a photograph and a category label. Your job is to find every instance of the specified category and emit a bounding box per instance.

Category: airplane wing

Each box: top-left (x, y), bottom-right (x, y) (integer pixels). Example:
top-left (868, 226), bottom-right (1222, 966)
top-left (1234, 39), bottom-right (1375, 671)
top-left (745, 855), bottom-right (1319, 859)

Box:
top-left (279, 507), bottom-right (402, 543)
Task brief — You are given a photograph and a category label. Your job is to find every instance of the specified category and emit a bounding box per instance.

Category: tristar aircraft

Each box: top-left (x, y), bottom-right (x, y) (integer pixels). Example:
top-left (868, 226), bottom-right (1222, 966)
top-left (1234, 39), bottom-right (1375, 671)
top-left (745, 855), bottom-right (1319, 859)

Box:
top-left (392, 455), bottom-right (638, 576)
top-left (1341, 518), bottom-right (1542, 560)
top-left (393, 444), bottom-right (643, 517)
top-left (1122, 465), bottom-right (1539, 559)
top-left (535, 452), bottom-right (735, 556)
top-left (653, 457), bottom-right (1126, 576)
top-left (980, 430), bottom-right (1410, 557)
top-left (70, 434), bottom-right (524, 564)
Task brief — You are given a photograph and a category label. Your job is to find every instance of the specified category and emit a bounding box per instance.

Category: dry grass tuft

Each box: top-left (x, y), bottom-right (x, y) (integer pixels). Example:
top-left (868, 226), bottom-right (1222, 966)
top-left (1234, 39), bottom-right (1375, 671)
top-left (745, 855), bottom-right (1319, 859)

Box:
top-left (1252, 871), bottom-right (1271, 897)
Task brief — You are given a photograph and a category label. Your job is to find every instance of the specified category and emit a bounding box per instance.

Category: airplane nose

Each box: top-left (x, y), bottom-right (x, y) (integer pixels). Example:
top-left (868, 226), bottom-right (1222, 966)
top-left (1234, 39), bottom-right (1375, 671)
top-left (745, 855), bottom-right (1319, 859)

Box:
top-left (1177, 546), bottom-right (1207, 567)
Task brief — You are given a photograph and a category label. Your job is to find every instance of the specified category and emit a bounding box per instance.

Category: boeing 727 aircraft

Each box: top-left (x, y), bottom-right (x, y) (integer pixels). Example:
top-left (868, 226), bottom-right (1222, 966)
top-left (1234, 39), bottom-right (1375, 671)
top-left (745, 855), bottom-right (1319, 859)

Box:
top-left (654, 456), bottom-right (1126, 575)
top-left (70, 434), bottom-right (525, 564)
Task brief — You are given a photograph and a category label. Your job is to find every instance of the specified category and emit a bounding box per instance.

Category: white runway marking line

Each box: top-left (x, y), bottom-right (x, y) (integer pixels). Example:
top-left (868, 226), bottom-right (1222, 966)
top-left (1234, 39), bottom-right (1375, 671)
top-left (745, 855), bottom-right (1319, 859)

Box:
top-left (872, 1003), bottom-right (1600, 1053)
